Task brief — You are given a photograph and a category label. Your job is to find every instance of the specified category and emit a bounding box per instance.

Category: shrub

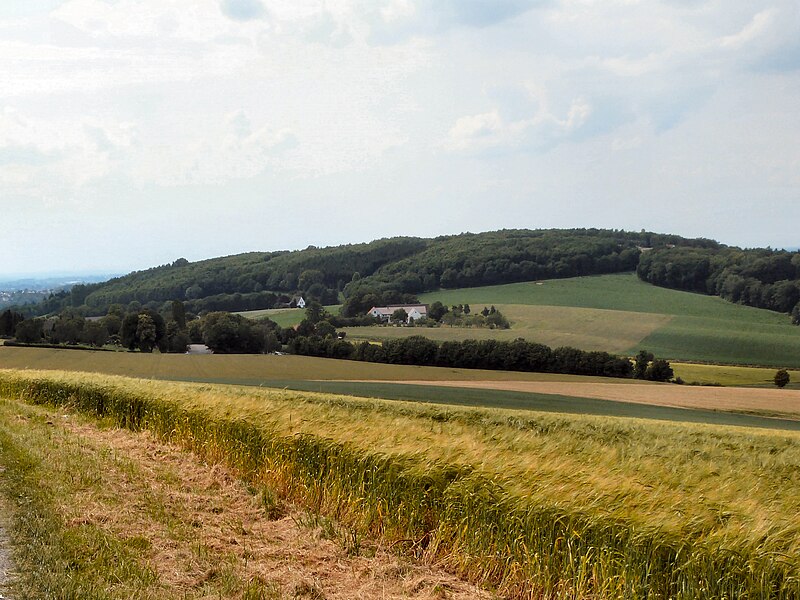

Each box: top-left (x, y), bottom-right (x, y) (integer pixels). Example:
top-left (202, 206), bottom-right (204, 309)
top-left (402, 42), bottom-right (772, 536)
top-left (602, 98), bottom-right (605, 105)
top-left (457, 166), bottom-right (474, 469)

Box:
top-left (774, 369), bottom-right (791, 388)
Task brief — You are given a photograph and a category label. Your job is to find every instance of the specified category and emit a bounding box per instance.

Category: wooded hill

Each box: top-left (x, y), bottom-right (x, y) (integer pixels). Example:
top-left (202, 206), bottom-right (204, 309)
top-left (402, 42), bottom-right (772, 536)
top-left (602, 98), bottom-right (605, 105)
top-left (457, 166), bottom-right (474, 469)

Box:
top-left (18, 228), bottom-right (799, 322)
top-left (638, 245), bottom-right (800, 321)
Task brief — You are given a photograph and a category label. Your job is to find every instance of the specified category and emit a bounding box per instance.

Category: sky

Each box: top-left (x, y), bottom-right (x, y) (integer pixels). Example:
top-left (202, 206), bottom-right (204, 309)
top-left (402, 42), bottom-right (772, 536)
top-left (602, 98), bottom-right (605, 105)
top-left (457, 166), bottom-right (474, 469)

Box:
top-left (1, 0), bottom-right (799, 276)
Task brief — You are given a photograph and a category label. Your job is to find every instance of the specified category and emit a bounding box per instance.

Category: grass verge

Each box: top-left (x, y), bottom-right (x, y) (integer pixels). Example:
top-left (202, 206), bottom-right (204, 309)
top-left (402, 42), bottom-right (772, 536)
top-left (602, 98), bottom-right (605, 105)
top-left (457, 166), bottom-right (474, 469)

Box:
top-left (0, 400), bottom-right (160, 598)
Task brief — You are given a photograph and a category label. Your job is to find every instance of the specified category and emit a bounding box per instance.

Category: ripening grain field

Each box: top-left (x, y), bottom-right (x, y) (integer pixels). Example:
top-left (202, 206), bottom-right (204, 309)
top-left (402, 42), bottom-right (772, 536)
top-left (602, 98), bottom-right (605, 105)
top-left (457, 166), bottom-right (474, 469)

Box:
top-left (1, 369), bottom-right (799, 598)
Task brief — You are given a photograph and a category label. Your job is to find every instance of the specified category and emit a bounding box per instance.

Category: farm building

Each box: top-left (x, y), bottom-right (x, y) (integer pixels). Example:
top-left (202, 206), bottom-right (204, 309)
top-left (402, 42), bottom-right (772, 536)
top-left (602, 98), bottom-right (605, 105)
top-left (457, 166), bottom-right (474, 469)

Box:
top-left (368, 304), bottom-right (428, 323)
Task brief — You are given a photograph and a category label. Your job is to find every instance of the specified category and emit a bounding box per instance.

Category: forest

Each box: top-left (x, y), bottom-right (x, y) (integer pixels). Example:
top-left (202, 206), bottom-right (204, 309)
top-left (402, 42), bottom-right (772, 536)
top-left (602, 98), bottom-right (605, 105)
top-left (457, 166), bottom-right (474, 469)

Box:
top-left (637, 246), bottom-right (800, 322)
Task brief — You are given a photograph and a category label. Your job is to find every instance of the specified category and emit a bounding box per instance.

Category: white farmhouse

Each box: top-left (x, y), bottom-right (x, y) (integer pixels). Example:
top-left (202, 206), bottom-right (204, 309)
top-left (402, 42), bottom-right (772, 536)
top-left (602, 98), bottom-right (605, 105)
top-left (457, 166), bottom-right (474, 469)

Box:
top-left (368, 304), bottom-right (428, 324)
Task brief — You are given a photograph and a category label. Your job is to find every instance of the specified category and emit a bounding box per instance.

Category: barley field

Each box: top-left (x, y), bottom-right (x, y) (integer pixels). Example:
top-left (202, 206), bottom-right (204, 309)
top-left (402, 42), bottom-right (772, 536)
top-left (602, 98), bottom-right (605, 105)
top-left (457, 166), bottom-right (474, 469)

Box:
top-left (1, 369), bottom-right (799, 598)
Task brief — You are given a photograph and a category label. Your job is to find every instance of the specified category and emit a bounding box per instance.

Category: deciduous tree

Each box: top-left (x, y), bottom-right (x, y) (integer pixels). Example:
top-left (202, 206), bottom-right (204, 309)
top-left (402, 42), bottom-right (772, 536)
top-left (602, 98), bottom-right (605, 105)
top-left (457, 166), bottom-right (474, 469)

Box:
top-left (774, 369), bottom-right (791, 388)
top-left (135, 314), bottom-right (157, 353)
top-left (391, 308), bottom-right (408, 324)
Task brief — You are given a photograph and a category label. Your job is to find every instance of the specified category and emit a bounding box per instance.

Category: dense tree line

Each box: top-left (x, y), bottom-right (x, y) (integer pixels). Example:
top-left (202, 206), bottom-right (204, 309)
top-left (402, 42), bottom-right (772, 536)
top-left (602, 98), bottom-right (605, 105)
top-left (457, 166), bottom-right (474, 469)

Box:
top-left (344, 229), bottom-right (716, 299)
top-left (7, 300), bottom-right (288, 354)
top-left (637, 246), bottom-right (800, 319)
top-left (287, 334), bottom-right (672, 380)
top-left (184, 291), bottom-right (283, 314)
top-left (0, 309), bottom-right (24, 337)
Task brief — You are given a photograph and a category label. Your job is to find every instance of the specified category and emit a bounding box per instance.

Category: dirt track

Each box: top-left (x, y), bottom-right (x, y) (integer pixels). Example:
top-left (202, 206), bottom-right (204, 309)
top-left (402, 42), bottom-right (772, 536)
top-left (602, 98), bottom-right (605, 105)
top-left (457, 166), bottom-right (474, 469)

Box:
top-left (392, 380), bottom-right (800, 418)
top-left (59, 420), bottom-right (494, 599)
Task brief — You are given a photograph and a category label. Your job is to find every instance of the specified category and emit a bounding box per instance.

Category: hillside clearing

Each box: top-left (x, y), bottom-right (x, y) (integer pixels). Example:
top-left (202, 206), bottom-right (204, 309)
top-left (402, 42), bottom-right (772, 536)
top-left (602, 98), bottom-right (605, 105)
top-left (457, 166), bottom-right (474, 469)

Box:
top-left (236, 305), bottom-right (341, 329)
top-left (420, 273), bottom-right (790, 319)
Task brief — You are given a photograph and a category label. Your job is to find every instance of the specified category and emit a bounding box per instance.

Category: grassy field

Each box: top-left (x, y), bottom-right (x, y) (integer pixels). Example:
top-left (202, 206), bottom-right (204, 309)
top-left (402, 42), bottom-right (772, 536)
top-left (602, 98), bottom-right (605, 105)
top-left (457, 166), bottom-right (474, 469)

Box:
top-left (343, 305), bottom-right (671, 353)
top-left (420, 273), bottom-right (787, 317)
top-left (341, 273), bottom-right (800, 367)
top-left (264, 380), bottom-right (800, 430)
top-left (232, 274), bottom-right (800, 367)
top-left (672, 362), bottom-right (800, 387)
top-left (1, 370), bottom-right (799, 598)
top-left (8, 342), bottom-right (796, 391)
top-left (236, 305), bottom-right (341, 328)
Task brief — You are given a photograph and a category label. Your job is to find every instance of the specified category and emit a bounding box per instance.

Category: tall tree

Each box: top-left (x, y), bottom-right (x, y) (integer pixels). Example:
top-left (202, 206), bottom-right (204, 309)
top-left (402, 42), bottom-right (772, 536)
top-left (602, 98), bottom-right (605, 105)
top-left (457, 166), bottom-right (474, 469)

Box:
top-left (135, 314), bottom-right (157, 353)
top-left (305, 301), bottom-right (325, 324)
top-left (171, 300), bottom-right (187, 329)
top-left (15, 319), bottom-right (43, 344)
top-left (634, 350), bottom-right (654, 379)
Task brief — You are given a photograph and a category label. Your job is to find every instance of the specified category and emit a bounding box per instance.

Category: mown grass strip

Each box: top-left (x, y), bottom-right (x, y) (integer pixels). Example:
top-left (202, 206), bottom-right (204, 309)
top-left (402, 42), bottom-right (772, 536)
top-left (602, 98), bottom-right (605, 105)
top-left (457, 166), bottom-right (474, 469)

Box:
top-left (1, 370), bottom-right (799, 599)
top-left (0, 401), bottom-right (160, 599)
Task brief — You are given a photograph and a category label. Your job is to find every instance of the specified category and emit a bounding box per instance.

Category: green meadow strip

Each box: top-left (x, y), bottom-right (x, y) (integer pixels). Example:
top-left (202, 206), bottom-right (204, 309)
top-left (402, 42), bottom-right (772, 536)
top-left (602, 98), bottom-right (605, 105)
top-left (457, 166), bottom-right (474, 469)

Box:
top-left (1, 371), bottom-right (799, 598)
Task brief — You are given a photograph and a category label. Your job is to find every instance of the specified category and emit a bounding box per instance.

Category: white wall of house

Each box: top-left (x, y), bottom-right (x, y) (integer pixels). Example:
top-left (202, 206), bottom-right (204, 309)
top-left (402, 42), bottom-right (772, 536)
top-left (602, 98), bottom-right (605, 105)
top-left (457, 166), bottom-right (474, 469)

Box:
top-left (407, 308), bottom-right (424, 322)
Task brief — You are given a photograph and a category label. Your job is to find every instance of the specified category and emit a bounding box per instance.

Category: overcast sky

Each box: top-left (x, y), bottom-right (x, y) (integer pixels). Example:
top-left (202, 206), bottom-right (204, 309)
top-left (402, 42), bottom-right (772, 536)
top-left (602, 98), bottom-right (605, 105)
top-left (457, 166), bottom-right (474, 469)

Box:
top-left (2, 0), bottom-right (799, 276)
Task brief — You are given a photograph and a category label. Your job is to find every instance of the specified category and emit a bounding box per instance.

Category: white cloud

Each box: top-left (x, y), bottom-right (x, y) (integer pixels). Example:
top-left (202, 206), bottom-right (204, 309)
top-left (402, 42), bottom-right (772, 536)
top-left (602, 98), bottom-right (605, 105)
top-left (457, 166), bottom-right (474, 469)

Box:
top-left (446, 95), bottom-right (592, 153)
top-left (447, 111), bottom-right (504, 148)
top-left (51, 0), bottom-right (241, 42)
top-left (380, 0), bottom-right (417, 23)
top-left (0, 108), bottom-right (140, 191)
top-left (719, 9), bottom-right (776, 49)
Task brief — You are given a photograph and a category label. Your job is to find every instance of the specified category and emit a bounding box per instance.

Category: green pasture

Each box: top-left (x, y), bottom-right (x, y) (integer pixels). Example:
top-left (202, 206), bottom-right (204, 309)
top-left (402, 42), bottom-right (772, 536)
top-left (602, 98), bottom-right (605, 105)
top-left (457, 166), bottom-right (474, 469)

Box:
top-left (671, 362), bottom-right (800, 388)
top-left (421, 273), bottom-right (783, 318)
top-left (411, 273), bottom-right (800, 367)
top-left (236, 304), bottom-right (341, 328)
